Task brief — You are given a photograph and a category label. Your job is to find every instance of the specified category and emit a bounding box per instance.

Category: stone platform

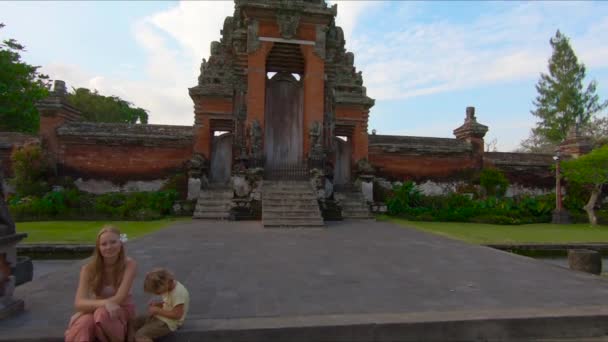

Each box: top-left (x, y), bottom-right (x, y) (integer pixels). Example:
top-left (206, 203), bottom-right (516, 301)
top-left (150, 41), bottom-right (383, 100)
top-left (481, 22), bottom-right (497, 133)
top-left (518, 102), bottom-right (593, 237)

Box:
top-left (3, 220), bottom-right (608, 341)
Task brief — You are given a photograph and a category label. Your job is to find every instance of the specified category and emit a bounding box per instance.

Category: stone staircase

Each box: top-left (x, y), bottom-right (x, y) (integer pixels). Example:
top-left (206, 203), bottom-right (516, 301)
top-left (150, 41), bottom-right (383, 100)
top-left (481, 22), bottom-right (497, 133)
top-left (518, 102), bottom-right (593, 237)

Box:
top-left (335, 190), bottom-right (374, 220)
top-left (193, 187), bottom-right (233, 220)
top-left (262, 181), bottom-right (324, 228)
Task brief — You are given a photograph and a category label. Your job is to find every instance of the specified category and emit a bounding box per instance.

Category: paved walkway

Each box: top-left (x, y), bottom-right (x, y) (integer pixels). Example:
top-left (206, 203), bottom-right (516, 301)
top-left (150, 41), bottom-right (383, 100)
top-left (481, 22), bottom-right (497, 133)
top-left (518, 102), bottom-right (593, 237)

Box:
top-left (3, 220), bottom-right (608, 341)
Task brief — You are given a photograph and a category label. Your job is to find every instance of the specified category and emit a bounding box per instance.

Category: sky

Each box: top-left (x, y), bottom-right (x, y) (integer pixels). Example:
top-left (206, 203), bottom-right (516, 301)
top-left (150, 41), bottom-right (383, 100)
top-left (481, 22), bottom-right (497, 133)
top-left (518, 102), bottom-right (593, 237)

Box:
top-left (2, 1), bottom-right (607, 152)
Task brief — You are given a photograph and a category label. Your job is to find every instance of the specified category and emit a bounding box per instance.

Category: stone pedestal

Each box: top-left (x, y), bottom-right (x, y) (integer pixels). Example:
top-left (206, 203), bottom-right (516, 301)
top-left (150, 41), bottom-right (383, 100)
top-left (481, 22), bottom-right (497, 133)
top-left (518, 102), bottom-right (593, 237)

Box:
top-left (0, 233), bottom-right (27, 319)
top-left (552, 209), bottom-right (571, 224)
top-left (568, 249), bottom-right (602, 275)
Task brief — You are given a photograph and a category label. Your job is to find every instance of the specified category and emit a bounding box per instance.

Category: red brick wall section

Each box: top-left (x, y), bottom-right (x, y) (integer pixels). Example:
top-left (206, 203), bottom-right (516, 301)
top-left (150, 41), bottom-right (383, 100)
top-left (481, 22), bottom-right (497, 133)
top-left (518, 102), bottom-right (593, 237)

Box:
top-left (336, 105), bottom-right (369, 162)
top-left (369, 147), bottom-right (478, 181)
top-left (193, 97), bottom-right (233, 158)
top-left (58, 143), bottom-right (192, 181)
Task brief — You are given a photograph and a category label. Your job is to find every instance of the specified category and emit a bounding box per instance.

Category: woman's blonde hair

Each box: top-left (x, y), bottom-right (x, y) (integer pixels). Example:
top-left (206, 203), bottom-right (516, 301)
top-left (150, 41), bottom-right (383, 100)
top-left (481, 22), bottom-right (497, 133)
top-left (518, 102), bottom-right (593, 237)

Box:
top-left (144, 268), bottom-right (174, 294)
top-left (87, 225), bottom-right (126, 296)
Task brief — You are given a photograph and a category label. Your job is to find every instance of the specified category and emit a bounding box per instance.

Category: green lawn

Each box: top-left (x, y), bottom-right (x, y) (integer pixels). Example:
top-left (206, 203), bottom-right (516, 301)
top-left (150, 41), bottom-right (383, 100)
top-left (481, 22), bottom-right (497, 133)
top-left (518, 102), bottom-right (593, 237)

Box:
top-left (15, 218), bottom-right (190, 244)
top-left (380, 216), bottom-right (608, 244)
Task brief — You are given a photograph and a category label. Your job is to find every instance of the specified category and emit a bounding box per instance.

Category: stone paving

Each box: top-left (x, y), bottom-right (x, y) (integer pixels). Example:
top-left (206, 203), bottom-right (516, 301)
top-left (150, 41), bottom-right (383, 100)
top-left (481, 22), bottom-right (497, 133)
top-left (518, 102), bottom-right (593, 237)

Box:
top-left (3, 219), bottom-right (608, 340)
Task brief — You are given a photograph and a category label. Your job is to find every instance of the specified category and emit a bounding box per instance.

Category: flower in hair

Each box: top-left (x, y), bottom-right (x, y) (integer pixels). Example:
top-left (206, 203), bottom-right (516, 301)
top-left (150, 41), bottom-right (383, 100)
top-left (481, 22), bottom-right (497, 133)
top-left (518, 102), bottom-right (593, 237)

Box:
top-left (119, 233), bottom-right (128, 243)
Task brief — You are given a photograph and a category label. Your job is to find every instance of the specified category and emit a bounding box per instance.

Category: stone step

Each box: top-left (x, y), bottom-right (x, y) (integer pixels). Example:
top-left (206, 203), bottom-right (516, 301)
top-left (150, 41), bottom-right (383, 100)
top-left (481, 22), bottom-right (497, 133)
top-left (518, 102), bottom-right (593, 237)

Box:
top-left (263, 213), bottom-right (321, 220)
top-left (263, 208), bottom-right (321, 214)
top-left (263, 219), bottom-right (325, 227)
top-left (263, 195), bottom-right (317, 201)
top-left (262, 200), bottom-right (319, 210)
top-left (193, 211), bottom-right (231, 219)
top-left (196, 199), bottom-right (233, 206)
top-left (195, 206), bottom-right (231, 213)
top-left (198, 192), bottom-right (233, 200)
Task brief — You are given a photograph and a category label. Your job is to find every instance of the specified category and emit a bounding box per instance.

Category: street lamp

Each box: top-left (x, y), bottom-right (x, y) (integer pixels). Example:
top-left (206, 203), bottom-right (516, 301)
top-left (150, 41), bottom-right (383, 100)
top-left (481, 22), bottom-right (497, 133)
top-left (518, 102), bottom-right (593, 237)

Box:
top-left (552, 151), bottom-right (570, 224)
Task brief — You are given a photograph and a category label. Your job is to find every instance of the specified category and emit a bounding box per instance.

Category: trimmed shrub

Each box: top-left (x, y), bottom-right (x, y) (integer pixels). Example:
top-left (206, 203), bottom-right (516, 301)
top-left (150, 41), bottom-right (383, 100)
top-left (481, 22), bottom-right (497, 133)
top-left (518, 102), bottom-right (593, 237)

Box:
top-left (479, 168), bottom-right (509, 198)
top-left (10, 144), bottom-right (50, 197)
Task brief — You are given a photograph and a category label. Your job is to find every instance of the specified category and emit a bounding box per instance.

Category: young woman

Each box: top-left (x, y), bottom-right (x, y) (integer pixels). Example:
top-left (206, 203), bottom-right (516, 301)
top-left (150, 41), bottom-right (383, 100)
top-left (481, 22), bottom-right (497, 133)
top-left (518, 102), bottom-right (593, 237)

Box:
top-left (65, 225), bottom-right (137, 342)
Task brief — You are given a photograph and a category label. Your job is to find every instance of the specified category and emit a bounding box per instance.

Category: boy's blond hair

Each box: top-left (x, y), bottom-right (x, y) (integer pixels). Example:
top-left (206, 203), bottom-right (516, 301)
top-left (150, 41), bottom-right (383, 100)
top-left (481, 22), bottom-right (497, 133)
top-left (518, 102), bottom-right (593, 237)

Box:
top-left (144, 268), bottom-right (175, 294)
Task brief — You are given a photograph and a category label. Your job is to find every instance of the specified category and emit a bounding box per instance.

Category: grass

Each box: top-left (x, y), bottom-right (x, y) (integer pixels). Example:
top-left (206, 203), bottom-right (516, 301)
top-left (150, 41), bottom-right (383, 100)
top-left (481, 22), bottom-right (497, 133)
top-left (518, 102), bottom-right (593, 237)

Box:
top-left (15, 218), bottom-right (190, 244)
top-left (380, 215), bottom-right (608, 244)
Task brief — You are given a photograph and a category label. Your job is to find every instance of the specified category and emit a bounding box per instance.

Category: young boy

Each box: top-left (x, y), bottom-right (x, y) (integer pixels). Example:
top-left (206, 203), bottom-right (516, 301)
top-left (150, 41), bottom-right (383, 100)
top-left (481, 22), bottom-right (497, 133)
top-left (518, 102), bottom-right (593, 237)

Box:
top-left (132, 268), bottom-right (190, 342)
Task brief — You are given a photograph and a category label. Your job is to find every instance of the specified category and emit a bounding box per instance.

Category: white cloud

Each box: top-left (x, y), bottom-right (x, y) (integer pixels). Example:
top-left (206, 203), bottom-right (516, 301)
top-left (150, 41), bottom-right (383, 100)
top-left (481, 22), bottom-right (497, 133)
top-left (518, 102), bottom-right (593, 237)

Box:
top-left (350, 2), bottom-right (608, 101)
top-left (331, 1), bottom-right (379, 43)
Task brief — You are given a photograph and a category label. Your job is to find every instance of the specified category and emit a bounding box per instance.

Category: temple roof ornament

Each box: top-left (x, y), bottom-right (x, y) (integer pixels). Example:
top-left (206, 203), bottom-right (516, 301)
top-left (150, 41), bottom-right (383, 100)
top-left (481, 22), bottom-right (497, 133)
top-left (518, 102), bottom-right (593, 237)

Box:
top-left (453, 107), bottom-right (488, 140)
top-left (190, 0), bottom-right (374, 108)
top-left (277, 10), bottom-right (300, 39)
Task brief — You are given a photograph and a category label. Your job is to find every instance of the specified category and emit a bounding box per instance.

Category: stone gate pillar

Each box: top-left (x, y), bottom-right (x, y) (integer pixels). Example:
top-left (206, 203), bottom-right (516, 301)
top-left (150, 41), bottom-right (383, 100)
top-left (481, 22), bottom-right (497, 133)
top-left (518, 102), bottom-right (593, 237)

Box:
top-left (300, 44), bottom-right (325, 158)
top-left (246, 40), bottom-right (273, 153)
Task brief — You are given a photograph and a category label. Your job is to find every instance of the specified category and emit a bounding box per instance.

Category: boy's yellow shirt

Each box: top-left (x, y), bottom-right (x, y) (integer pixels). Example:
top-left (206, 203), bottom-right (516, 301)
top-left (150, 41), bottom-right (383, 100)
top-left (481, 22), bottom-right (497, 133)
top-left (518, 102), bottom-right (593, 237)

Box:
top-left (156, 281), bottom-right (190, 331)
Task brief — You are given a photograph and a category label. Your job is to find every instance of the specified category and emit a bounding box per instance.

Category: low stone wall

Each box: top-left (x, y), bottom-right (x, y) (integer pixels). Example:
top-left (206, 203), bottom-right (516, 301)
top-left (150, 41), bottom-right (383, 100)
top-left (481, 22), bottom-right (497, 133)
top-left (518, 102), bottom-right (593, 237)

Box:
top-left (56, 122), bottom-right (194, 181)
top-left (73, 178), bottom-right (168, 194)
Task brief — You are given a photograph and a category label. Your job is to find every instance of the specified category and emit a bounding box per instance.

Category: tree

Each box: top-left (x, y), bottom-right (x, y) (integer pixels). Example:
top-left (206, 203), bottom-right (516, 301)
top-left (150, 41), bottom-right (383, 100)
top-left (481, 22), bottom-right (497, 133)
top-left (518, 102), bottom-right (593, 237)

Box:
top-left (561, 145), bottom-right (608, 225)
top-left (522, 30), bottom-right (607, 150)
top-left (0, 23), bottom-right (51, 133)
top-left (67, 87), bottom-right (148, 124)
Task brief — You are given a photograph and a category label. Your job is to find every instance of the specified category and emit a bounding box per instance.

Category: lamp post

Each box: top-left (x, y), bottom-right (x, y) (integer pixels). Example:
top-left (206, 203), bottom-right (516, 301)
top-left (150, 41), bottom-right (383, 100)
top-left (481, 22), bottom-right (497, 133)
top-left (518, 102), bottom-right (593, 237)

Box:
top-left (552, 151), bottom-right (570, 224)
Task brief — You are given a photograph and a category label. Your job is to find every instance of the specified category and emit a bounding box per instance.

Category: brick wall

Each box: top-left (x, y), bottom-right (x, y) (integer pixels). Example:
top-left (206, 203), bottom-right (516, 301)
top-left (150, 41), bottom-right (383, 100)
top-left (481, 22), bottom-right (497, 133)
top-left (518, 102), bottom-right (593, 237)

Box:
top-left (369, 135), bottom-right (477, 181)
top-left (484, 152), bottom-right (554, 188)
top-left (55, 123), bottom-right (194, 181)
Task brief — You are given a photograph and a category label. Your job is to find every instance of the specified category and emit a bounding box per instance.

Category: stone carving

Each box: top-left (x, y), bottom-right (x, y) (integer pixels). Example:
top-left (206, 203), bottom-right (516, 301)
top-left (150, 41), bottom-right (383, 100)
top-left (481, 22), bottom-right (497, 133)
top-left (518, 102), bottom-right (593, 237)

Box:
top-left (188, 153), bottom-right (209, 179)
top-left (52, 80), bottom-right (67, 98)
top-left (314, 25), bottom-right (327, 60)
top-left (356, 158), bottom-right (376, 175)
top-left (232, 175), bottom-right (251, 198)
top-left (309, 121), bottom-right (323, 159)
top-left (247, 19), bottom-right (260, 53)
top-left (250, 119), bottom-right (262, 158)
top-left (453, 107), bottom-right (488, 140)
top-left (0, 174), bottom-right (14, 236)
top-left (277, 11), bottom-right (300, 39)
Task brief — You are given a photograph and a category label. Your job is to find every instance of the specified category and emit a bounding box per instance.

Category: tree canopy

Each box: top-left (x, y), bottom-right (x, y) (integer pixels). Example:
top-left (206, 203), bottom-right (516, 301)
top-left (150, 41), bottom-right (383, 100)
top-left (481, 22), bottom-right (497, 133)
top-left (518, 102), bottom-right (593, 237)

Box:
top-left (562, 145), bottom-right (608, 225)
top-left (521, 30), bottom-right (607, 151)
top-left (0, 23), bottom-right (50, 133)
top-left (67, 87), bottom-right (148, 124)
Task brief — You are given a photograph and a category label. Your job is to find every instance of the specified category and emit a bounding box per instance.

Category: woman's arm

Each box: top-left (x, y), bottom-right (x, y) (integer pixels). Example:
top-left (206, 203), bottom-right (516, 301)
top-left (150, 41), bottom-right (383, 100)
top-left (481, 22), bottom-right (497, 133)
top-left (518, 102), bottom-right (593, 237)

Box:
top-left (108, 258), bottom-right (137, 305)
top-left (74, 265), bottom-right (108, 313)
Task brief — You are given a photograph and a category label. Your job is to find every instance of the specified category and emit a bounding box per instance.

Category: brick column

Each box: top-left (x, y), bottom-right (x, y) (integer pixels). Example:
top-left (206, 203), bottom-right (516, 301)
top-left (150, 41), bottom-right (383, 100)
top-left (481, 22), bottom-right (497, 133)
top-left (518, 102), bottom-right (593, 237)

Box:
top-left (453, 107), bottom-right (488, 168)
top-left (246, 41), bottom-right (273, 135)
top-left (193, 113), bottom-right (211, 158)
top-left (300, 44), bottom-right (325, 158)
top-left (35, 81), bottom-right (81, 170)
top-left (352, 109), bottom-right (370, 162)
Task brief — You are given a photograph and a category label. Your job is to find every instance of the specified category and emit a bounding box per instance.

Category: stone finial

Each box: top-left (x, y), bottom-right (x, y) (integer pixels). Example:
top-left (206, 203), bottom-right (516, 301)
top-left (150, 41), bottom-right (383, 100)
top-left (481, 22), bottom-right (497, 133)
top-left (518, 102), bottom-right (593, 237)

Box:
top-left (465, 106), bottom-right (476, 122)
top-left (53, 80), bottom-right (67, 98)
top-left (559, 123), bottom-right (592, 158)
top-left (453, 106), bottom-right (488, 140)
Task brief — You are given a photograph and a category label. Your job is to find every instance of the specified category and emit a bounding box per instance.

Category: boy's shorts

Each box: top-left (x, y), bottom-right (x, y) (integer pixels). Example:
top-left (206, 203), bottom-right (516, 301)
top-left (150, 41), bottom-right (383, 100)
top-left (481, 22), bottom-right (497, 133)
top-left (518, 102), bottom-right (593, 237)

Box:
top-left (132, 315), bottom-right (172, 340)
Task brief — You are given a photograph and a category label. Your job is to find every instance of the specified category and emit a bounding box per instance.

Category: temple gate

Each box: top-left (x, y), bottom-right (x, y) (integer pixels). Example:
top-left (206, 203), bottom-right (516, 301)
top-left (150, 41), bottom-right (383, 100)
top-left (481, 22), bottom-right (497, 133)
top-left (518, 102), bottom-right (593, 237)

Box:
top-left (189, 0), bottom-right (374, 184)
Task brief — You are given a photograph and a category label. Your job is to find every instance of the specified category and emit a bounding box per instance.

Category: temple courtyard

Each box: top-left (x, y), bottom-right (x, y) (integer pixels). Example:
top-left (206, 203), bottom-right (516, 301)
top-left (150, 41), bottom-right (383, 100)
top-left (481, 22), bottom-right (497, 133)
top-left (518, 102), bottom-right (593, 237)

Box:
top-left (3, 220), bottom-right (608, 341)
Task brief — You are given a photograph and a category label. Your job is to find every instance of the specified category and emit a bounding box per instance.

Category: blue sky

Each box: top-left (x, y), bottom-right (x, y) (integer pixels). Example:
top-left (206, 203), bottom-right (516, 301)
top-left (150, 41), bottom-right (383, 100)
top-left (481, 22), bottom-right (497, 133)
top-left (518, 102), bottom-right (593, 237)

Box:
top-left (2, 1), bottom-right (607, 151)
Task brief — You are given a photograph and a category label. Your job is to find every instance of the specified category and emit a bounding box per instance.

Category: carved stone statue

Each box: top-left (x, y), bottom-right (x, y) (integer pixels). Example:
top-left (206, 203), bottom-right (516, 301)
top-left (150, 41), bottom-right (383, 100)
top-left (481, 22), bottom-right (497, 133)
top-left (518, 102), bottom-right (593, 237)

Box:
top-left (277, 11), bottom-right (300, 39)
top-left (188, 153), bottom-right (209, 179)
top-left (0, 167), bottom-right (15, 236)
top-left (309, 121), bottom-right (324, 159)
top-left (250, 119), bottom-right (262, 158)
